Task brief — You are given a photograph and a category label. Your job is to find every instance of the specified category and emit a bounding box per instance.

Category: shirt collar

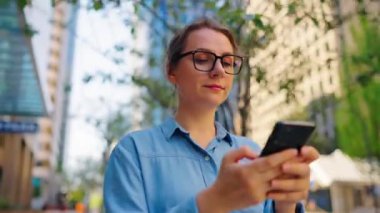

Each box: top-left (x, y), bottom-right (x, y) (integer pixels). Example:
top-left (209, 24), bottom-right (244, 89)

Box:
top-left (215, 121), bottom-right (233, 146)
top-left (160, 117), bottom-right (189, 140)
top-left (160, 117), bottom-right (233, 146)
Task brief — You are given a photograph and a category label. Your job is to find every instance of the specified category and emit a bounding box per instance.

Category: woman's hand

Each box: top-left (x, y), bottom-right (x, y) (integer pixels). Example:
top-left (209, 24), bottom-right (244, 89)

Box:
top-left (267, 146), bottom-right (320, 213)
top-left (197, 146), bottom-right (299, 213)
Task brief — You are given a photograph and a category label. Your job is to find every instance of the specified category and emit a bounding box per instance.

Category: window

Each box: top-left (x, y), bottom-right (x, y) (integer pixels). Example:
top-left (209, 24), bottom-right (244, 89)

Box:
top-left (310, 86), bottom-right (314, 97)
top-left (51, 94), bottom-right (56, 104)
top-left (44, 144), bottom-right (51, 152)
top-left (325, 42), bottom-right (330, 51)
top-left (319, 81), bottom-right (324, 94)
top-left (329, 75), bottom-right (334, 85)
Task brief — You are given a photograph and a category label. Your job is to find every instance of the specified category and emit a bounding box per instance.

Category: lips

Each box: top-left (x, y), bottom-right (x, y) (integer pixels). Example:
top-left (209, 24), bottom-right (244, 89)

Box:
top-left (203, 84), bottom-right (225, 90)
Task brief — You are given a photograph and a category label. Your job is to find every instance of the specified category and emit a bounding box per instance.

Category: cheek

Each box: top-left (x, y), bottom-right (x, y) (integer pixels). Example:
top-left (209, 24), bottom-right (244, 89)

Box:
top-left (226, 77), bottom-right (234, 89)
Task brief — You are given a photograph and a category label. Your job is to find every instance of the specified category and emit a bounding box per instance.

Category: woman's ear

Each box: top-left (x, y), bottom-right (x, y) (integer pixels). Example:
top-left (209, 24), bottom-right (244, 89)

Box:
top-left (168, 72), bottom-right (176, 84)
top-left (166, 66), bottom-right (177, 85)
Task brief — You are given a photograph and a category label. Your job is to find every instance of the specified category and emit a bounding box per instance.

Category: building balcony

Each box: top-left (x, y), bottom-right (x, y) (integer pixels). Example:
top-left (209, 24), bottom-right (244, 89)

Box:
top-left (32, 166), bottom-right (51, 179)
top-left (35, 150), bottom-right (51, 162)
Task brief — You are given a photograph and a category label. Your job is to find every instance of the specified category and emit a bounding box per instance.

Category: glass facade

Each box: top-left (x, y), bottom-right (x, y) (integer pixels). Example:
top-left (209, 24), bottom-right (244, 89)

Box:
top-left (0, 2), bottom-right (46, 116)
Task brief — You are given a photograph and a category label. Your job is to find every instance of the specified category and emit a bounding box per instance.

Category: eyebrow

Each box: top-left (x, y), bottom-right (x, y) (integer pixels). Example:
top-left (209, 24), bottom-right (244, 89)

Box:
top-left (194, 48), bottom-right (234, 56)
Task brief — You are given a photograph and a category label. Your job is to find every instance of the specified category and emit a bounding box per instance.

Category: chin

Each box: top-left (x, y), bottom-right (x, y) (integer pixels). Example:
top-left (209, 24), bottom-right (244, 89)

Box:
top-left (201, 97), bottom-right (227, 108)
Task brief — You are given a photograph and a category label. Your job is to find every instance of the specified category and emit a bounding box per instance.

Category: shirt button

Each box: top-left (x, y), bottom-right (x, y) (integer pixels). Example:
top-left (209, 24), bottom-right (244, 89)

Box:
top-left (205, 156), bottom-right (210, 161)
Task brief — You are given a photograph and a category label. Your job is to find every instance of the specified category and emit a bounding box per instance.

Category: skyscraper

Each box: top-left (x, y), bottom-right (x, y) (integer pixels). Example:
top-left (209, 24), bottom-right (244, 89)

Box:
top-left (0, 0), bottom-right (77, 209)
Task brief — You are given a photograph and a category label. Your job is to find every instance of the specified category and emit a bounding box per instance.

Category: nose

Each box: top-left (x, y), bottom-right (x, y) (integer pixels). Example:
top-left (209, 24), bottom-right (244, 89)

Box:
top-left (209, 59), bottom-right (225, 77)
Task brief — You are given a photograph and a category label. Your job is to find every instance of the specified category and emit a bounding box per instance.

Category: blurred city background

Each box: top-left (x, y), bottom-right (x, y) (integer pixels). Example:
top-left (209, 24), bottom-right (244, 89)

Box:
top-left (0, 0), bottom-right (379, 212)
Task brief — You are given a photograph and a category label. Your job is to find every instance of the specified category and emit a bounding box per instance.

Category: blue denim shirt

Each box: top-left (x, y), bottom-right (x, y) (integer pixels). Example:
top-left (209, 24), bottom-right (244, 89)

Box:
top-left (104, 117), bottom-right (304, 212)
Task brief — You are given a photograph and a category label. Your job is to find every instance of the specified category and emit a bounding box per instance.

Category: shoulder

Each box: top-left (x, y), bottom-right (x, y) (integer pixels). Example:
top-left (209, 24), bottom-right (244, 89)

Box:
top-left (230, 134), bottom-right (262, 154)
top-left (117, 126), bottom-right (160, 147)
top-left (113, 124), bottom-right (166, 157)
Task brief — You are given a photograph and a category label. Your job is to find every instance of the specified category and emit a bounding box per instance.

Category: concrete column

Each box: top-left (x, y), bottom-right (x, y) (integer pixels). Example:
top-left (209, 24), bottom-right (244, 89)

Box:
top-left (0, 135), bottom-right (5, 199)
top-left (1, 134), bottom-right (22, 206)
top-left (19, 141), bottom-right (32, 208)
top-left (25, 149), bottom-right (33, 208)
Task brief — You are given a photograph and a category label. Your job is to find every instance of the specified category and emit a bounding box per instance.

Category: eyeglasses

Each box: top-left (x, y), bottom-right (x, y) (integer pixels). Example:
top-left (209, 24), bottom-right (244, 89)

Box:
top-left (177, 50), bottom-right (243, 75)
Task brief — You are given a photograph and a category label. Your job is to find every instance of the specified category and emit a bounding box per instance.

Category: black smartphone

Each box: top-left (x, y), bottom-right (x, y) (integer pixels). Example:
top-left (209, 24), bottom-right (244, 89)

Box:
top-left (259, 121), bottom-right (315, 157)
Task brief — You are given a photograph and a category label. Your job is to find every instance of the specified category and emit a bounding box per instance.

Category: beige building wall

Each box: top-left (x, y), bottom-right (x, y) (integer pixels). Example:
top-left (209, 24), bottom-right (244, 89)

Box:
top-left (246, 0), bottom-right (341, 146)
top-left (32, 1), bottom-right (77, 208)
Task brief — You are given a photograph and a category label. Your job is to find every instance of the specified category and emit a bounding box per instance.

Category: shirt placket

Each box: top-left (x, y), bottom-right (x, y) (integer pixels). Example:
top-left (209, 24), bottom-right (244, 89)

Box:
top-left (200, 139), bottom-right (219, 187)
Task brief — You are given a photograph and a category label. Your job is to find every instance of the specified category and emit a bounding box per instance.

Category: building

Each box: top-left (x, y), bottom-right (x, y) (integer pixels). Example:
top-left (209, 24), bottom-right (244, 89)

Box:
top-left (140, 0), bottom-right (239, 130)
top-left (29, 1), bottom-right (78, 209)
top-left (246, 0), bottom-right (342, 146)
top-left (0, 1), bottom-right (49, 209)
top-left (0, 0), bottom-right (77, 209)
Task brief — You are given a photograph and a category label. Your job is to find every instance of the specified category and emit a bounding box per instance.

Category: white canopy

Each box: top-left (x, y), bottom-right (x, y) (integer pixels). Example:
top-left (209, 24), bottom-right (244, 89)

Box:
top-left (310, 149), bottom-right (380, 188)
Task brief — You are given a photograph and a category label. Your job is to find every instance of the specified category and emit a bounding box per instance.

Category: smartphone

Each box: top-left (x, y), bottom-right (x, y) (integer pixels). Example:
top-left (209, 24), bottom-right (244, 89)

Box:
top-left (259, 121), bottom-right (315, 157)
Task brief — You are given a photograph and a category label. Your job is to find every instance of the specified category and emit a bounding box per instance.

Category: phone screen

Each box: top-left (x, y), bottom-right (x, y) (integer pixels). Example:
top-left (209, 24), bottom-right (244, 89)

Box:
top-left (259, 121), bottom-right (315, 157)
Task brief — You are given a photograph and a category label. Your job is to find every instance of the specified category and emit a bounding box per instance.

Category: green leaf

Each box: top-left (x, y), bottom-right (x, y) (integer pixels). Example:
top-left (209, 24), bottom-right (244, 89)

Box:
top-left (309, 16), bottom-right (319, 27)
top-left (17, 0), bottom-right (28, 9)
top-left (114, 44), bottom-right (125, 52)
top-left (112, 58), bottom-right (124, 65)
top-left (287, 2), bottom-right (297, 15)
top-left (274, 1), bottom-right (282, 12)
top-left (254, 66), bottom-right (267, 84)
top-left (82, 74), bottom-right (93, 83)
top-left (253, 16), bottom-right (264, 29)
top-left (204, 1), bottom-right (216, 10)
top-left (294, 17), bottom-right (303, 25)
top-left (93, 0), bottom-right (103, 10)
top-left (148, 56), bottom-right (157, 67)
top-left (23, 24), bottom-right (38, 37)
top-left (64, 84), bottom-right (71, 93)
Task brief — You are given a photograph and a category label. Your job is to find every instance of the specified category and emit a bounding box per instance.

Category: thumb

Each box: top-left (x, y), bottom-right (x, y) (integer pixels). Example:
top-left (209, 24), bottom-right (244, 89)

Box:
top-left (222, 146), bottom-right (258, 166)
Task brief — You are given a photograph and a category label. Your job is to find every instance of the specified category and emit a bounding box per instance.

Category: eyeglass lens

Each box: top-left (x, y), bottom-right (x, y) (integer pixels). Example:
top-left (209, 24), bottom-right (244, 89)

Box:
top-left (193, 51), bottom-right (242, 74)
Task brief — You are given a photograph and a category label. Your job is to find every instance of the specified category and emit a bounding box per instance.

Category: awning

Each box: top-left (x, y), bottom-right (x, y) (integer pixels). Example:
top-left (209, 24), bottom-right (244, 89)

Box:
top-left (310, 149), bottom-right (380, 188)
top-left (0, 1), bottom-right (47, 116)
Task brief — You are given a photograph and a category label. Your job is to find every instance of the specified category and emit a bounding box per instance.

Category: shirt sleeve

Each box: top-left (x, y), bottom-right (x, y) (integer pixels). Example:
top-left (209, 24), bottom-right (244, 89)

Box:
top-left (103, 137), bottom-right (201, 213)
top-left (103, 137), bottom-right (149, 212)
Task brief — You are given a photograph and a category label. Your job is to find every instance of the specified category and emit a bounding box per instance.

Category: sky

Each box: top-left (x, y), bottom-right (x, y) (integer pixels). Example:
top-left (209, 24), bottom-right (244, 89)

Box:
top-left (24, 0), bottom-right (147, 172)
top-left (66, 4), bottom-right (143, 171)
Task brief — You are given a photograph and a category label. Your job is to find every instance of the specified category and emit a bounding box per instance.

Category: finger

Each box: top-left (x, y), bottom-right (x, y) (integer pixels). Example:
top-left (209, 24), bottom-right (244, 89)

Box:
top-left (259, 166), bottom-right (283, 181)
top-left (270, 179), bottom-right (309, 192)
top-left (222, 146), bottom-right (258, 166)
top-left (282, 163), bottom-right (310, 177)
top-left (267, 190), bottom-right (308, 202)
top-left (300, 146), bottom-right (319, 164)
top-left (251, 149), bottom-right (298, 172)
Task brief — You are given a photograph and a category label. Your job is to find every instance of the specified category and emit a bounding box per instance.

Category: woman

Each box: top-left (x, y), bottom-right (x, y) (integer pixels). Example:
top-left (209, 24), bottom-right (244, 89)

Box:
top-left (104, 19), bottom-right (319, 213)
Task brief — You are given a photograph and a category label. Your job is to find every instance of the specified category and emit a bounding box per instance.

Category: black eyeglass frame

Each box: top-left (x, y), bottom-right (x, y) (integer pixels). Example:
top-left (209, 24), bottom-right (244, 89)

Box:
top-left (177, 50), bottom-right (244, 75)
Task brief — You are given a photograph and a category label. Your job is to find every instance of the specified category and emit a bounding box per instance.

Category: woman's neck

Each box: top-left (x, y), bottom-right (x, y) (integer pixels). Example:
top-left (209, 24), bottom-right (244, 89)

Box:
top-left (174, 104), bottom-right (217, 148)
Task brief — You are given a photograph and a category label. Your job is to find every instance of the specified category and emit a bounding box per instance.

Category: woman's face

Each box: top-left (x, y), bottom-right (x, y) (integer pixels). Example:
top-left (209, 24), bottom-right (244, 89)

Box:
top-left (168, 28), bottom-right (235, 110)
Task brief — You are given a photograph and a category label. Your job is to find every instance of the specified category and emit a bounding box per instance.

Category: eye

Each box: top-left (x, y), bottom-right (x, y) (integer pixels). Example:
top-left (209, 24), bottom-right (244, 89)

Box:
top-left (194, 52), bottom-right (213, 64)
top-left (222, 56), bottom-right (234, 67)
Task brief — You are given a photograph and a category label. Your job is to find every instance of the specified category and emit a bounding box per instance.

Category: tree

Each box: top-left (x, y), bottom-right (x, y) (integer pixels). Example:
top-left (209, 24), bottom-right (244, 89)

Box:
top-left (62, 158), bottom-right (103, 208)
top-left (86, 107), bottom-right (132, 171)
top-left (335, 15), bottom-right (380, 160)
top-left (72, 0), bottom-right (378, 138)
top-left (11, 0), bottom-right (379, 141)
